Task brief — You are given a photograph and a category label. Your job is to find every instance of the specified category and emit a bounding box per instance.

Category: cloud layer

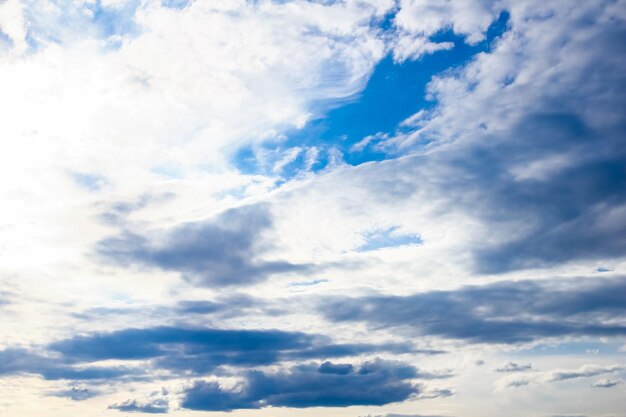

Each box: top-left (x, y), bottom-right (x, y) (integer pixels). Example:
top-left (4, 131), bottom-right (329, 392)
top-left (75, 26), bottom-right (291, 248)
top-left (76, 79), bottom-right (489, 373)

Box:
top-left (0, 1), bottom-right (625, 416)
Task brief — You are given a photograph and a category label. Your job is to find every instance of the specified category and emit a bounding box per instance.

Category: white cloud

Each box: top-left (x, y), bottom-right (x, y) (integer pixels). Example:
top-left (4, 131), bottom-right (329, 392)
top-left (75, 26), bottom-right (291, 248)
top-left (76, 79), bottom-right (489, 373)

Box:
top-left (0, 0), bottom-right (27, 54)
top-left (390, 0), bottom-right (503, 62)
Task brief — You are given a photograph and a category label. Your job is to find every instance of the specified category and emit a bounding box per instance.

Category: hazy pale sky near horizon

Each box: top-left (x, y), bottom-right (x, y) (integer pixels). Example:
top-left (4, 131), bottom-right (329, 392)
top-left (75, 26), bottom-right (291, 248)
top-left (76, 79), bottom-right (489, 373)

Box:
top-left (0, 1), bottom-right (625, 416)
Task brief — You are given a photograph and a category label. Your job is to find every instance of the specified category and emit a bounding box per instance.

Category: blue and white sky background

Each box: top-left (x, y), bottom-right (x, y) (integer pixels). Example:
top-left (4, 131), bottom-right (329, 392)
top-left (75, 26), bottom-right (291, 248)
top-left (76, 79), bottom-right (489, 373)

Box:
top-left (1, 0), bottom-right (625, 416)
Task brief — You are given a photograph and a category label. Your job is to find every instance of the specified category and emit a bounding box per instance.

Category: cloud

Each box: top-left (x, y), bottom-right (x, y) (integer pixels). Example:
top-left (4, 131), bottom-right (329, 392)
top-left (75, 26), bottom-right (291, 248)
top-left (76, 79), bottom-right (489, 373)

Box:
top-left (0, 348), bottom-right (139, 381)
top-left (108, 399), bottom-right (169, 414)
top-left (494, 375), bottom-right (532, 391)
top-left (173, 295), bottom-right (277, 318)
top-left (49, 386), bottom-right (100, 401)
top-left (48, 326), bottom-right (316, 369)
top-left (0, 0), bottom-right (27, 54)
top-left (394, 0), bottom-right (503, 44)
top-left (496, 362), bottom-right (532, 373)
top-left (0, 291), bottom-right (11, 307)
top-left (72, 293), bottom-right (277, 322)
top-left (0, 0), bottom-right (394, 286)
top-left (415, 388), bottom-right (455, 399)
top-left (181, 359), bottom-right (422, 411)
top-left (390, 0), bottom-right (504, 62)
top-left (287, 279), bottom-right (329, 287)
top-left (0, 325), bottom-right (422, 382)
top-left (0, 0), bottom-right (390, 178)
top-left (376, 0), bottom-right (626, 274)
top-left (318, 361), bottom-right (354, 375)
top-left (591, 378), bottom-right (621, 388)
top-left (547, 365), bottom-right (624, 382)
top-left (96, 204), bottom-right (309, 286)
top-left (321, 276), bottom-right (626, 344)
top-left (495, 363), bottom-right (625, 391)
top-left (1, 1), bottom-right (626, 415)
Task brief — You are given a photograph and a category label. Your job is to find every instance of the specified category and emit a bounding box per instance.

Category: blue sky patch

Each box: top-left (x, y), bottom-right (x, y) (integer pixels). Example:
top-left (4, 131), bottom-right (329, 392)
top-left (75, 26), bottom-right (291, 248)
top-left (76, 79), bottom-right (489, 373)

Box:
top-left (357, 227), bottom-right (423, 252)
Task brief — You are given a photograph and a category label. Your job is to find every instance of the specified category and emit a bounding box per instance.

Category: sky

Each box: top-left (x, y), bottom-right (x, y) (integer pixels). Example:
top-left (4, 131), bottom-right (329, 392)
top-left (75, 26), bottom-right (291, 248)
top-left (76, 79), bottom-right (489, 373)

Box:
top-left (0, 0), bottom-right (625, 416)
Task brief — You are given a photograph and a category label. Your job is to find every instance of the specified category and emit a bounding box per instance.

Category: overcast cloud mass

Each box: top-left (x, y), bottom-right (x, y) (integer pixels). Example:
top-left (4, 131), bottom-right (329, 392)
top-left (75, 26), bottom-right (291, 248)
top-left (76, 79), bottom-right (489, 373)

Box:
top-left (0, 1), bottom-right (625, 416)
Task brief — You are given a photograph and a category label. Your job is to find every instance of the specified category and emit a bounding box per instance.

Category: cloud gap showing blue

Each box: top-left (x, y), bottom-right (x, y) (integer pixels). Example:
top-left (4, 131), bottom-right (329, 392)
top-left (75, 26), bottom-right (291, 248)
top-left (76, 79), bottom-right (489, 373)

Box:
top-left (233, 12), bottom-right (510, 176)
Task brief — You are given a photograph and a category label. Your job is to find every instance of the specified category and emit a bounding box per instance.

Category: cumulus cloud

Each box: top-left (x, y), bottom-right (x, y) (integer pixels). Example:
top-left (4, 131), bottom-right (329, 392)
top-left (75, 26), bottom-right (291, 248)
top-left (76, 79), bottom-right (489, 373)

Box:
top-left (390, 0), bottom-right (503, 62)
top-left (181, 359), bottom-right (423, 411)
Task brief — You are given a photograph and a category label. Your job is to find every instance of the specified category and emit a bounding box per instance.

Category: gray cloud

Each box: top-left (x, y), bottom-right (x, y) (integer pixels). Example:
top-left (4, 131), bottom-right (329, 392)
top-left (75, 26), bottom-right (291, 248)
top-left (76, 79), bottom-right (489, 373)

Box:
top-left (0, 325), bottom-right (426, 383)
top-left (0, 348), bottom-right (140, 381)
top-left (321, 276), bottom-right (626, 344)
top-left (96, 204), bottom-right (310, 287)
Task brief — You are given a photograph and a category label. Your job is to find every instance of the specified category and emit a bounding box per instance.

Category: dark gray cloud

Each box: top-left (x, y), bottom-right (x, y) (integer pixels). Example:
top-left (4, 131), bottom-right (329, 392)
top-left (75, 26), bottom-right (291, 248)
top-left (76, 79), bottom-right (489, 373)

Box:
top-left (108, 399), bottom-right (169, 414)
top-left (461, 25), bottom-right (626, 273)
top-left (96, 204), bottom-right (309, 286)
top-left (0, 326), bottom-right (423, 382)
top-left (48, 327), bottom-right (317, 371)
top-left (466, 117), bottom-right (626, 273)
top-left (318, 361), bottom-right (354, 375)
top-left (321, 276), bottom-right (626, 344)
top-left (181, 359), bottom-right (423, 411)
